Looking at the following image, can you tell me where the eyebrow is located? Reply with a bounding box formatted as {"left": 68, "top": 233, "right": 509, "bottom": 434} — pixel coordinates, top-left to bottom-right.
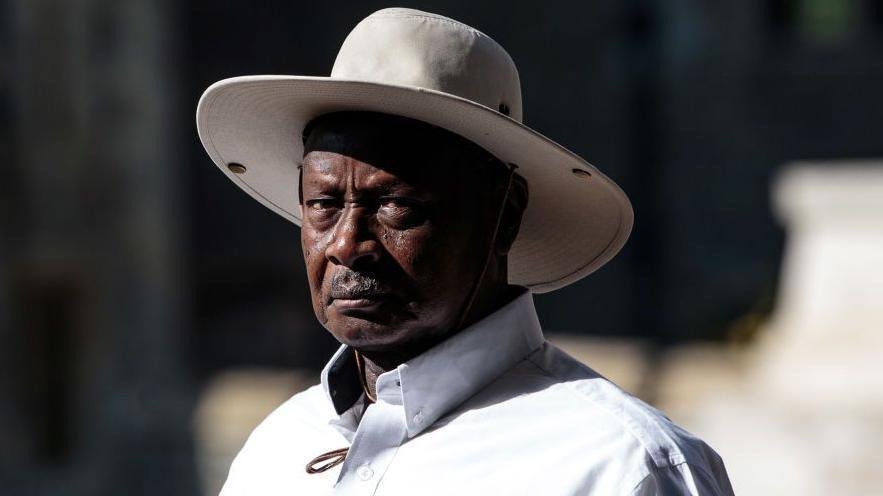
{"left": 301, "top": 171, "right": 429, "bottom": 198}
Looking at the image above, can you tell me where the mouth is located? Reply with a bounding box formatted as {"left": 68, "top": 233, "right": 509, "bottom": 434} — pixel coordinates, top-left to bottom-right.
{"left": 326, "top": 269, "right": 397, "bottom": 315}
{"left": 328, "top": 290, "right": 395, "bottom": 313}
{"left": 331, "top": 295, "right": 386, "bottom": 309}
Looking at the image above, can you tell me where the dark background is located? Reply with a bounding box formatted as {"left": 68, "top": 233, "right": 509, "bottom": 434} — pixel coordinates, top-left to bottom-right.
{"left": 2, "top": 0, "right": 882, "bottom": 494}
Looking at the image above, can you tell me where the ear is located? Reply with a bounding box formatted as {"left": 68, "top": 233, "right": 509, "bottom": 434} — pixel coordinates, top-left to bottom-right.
{"left": 495, "top": 173, "right": 529, "bottom": 256}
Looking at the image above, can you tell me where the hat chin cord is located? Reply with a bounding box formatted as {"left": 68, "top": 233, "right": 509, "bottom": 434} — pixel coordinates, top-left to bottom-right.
{"left": 305, "top": 163, "right": 517, "bottom": 475}
{"left": 454, "top": 162, "right": 518, "bottom": 332}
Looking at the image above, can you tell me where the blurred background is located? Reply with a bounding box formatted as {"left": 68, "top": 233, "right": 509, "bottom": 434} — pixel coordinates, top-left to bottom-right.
{"left": 2, "top": 0, "right": 882, "bottom": 494}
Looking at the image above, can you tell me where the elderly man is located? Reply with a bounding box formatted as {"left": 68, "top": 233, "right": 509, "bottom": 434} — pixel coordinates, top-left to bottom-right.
{"left": 197, "top": 8, "right": 733, "bottom": 496}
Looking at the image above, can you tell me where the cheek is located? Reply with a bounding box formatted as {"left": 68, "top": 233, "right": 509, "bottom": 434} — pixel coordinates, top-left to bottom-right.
{"left": 301, "top": 238, "right": 311, "bottom": 259}
{"left": 301, "top": 229, "right": 329, "bottom": 301}
{"left": 385, "top": 224, "right": 473, "bottom": 290}
{"left": 379, "top": 226, "right": 427, "bottom": 275}
{"left": 387, "top": 228, "right": 423, "bottom": 269}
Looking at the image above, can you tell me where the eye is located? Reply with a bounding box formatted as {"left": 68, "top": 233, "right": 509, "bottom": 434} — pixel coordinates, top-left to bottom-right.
{"left": 305, "top": 198, "right": 340, "bottom": 211}
{"left": 304, "top": 198, "right": 342, "bottom": 228}
{"left": 380, "top": 198, "right": 411, "bottom": 209}
{"left": 378, "top": 197, "right": 428, "bottom": 228}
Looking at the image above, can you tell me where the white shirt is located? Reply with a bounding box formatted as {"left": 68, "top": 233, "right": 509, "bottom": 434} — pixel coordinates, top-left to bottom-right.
{"left": 220, "top": 292, "right": 734, "bottom": 495}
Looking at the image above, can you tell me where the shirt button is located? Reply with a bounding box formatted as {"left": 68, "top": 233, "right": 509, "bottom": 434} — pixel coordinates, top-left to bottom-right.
{"left": 413, "top": 411, "right": 425, "bottom": 425}
{"left": 357, "top": 465, "right": 374, "bottom": 481}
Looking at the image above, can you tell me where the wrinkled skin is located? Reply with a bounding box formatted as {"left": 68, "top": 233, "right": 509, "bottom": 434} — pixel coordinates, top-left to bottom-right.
{"left": 299, "top": 112, "right": 528, "bottom": 383}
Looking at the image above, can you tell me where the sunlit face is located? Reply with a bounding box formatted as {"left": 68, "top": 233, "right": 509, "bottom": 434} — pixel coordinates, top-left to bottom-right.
{"left": 299, "top": 112, "right": 507, "bottom": 354}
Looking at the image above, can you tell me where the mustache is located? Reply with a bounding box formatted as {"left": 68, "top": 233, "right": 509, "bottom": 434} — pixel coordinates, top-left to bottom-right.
{"left": 328, "top": 268, "right": 390, "bottom": 300}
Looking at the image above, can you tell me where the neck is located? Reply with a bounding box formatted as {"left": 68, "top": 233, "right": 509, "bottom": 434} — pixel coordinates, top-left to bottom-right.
{"left": 357, "top": 284, "right": 522, "bottom": 399}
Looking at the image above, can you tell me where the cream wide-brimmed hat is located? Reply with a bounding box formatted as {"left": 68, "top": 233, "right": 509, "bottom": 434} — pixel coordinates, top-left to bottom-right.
{"left": 196, "top": 7, "right": 632, "bottom": 293}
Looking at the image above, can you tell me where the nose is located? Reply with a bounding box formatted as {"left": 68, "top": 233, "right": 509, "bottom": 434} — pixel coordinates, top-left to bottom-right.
{"left": 324, "top": 206, "right": 382, "bottom": 268}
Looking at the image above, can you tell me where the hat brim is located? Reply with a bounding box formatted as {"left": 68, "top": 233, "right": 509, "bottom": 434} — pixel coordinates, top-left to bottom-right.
{"left": 196, "top": 75, "right": 632, "bottom": 293}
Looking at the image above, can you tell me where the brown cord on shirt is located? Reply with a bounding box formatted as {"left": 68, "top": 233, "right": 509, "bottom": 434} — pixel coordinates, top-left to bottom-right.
{"left": 305, "top": 447, "right": 349, "bottom": 474}
{"left": 305, "top": 350, "right": 374, "bottom": 473}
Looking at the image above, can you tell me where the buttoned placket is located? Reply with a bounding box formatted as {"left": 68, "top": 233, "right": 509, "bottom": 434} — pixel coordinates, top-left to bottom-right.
{"left": 319, "top": 291, "right": 543, "bottom": 493}
{"left": 334, "top": 371, "right": 407, "bottom": 494}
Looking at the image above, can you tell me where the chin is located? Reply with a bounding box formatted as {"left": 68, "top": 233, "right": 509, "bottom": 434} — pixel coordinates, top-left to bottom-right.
{"left": 324, "top": 314, "right": 409, "bottom": 350}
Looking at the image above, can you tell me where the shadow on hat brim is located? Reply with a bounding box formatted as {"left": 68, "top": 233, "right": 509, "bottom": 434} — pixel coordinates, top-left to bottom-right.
{"left": 196, "top": 75, "right": 633, "bottom": 293}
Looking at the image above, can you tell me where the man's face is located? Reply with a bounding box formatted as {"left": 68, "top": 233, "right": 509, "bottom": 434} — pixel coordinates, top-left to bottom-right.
{"left": 300, "top": 113, "right": 504, "bottom": 354}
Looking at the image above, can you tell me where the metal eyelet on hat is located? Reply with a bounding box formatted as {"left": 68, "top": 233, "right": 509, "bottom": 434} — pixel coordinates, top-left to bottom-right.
{"left": 572, "top": 168, "right": 591, "bottom": 179}
{"left": 227, "top": 163, "right": 247, "bottom": 174}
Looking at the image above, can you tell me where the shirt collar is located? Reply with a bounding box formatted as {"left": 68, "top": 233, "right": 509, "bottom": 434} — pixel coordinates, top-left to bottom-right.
{"left": 320, "top": 290, "right": 544, "bottom": 438}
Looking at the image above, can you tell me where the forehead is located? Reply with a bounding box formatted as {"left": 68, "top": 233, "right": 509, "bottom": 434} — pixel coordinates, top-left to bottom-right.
{"left": 301, "top": 149, "right": 452, "bottom": 197}
{"left": 302, "top": 150, "right": 425, "bottom": 192}
{"left": 302, "top": 112, "right": 489, "bottom": 190}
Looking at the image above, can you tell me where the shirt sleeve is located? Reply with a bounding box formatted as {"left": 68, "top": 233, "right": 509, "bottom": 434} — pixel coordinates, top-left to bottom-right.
{"left": 630, "top": 462, "right": 735, "bottom": 496}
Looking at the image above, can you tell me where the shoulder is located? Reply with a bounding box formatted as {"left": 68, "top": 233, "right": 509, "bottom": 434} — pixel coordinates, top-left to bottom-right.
{"left": 486, "top": 342, "right": 734, "bottom": 494}
{"left": 246, "top": 383, "right": 333, "bottom": 441}
{"left": 221, "top": 384, "right": 339, "bottom": 495}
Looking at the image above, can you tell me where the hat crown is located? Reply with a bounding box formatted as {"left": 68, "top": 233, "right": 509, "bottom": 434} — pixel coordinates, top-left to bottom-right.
{"left": 331, "top": 8, "right": 523, "bottom": 122}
